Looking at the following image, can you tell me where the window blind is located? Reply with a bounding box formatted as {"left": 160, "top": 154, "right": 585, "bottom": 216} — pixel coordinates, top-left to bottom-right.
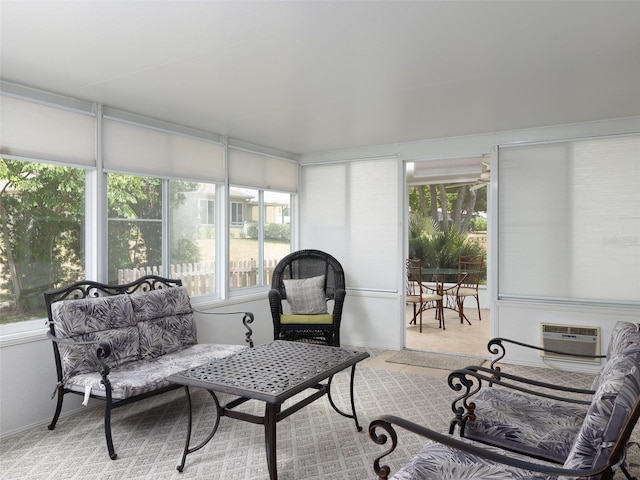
{"left": 300, "top": 157, "right": 399, "bottom": 292}
{"left": 228, "top": 147, "right": 298, "bottom": 193}
{"left": 0, "top": 95, "right": 95, "bottom": 165}
{"left": 102, "top": 118, "right": 225, "bottom": 181}
{"left": 498, "top": 134, "right": 640, "bottom": 305}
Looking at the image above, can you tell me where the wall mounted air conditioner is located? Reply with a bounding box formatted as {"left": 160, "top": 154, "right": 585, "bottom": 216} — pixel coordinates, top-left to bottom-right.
{"left": 540, "top": 324, "right": 601, "bottom": 363}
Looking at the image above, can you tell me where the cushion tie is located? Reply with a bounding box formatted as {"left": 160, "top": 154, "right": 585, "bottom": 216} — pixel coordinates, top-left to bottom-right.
{"left": 50, "top": 381, "right": 63, "bottom": 400}
{"left": 82, "top": 385, "right": 92, "bottom": 406}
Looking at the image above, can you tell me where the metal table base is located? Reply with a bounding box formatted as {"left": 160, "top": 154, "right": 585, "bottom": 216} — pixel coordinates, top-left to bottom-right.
{"left": 169, "top": 341, "right": 369, "bottom": 479}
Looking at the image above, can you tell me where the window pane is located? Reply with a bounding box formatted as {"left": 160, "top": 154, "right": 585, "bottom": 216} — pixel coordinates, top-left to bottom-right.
{"left": 0, "top": 159, "right": 85, "bottom": 323}
{"left": 107, "top": 174, "right": 162, "bottom": 284}
{"left": 264, "top": 191, "right": 291, "bottom": 284}
{"left": 229, "top": 188, "right": 292, "bottom": 289}
{"left": 230, "top": 201, "right": 244, "bottom": 226}
{"left": 170, "top": 181, "right": 217, "bottom": 297}
{"left": 229, "top": 187, "right": 258, "bottom": 288}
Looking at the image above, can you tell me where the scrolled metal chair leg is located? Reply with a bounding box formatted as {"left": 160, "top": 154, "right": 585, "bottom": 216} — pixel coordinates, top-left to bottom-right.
{"left": 369, "top": 419, "right": 398, "bottom": 480}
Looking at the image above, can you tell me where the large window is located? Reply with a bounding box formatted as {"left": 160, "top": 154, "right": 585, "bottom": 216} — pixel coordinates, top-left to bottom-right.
{"left": 498, "top": 134, "right": 640, "bottom": 305}
{"left": 0, "top": 159, "right": 86, "bottom": 323}
{"left": 108, "top": 173, "right": 218, "bottom": 297}
{"left": 229, "top": 188, "right": 291, "bottom": 289}
{"left": 0, "top": 90, "right": 298, "bottom": 326}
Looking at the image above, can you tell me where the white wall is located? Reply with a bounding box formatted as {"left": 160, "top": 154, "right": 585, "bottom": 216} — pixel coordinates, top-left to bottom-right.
{"left": 340, "top": 291, "right": 403, "bottom": 350}
{"left": 493, "top": 301, "right": 640, "bottom": 373}
{"left": 0, "top": 332, "right": 86, "bottom": 437}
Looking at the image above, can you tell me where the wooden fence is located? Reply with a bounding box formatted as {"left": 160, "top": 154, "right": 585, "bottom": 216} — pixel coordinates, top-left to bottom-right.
{"left": 117, "top": 259, "right": 280, "bottom": 295}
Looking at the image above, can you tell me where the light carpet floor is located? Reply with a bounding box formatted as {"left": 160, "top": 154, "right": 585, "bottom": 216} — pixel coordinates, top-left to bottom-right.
{"left": 1, "top": 350, "right": 638, "bottom": 480}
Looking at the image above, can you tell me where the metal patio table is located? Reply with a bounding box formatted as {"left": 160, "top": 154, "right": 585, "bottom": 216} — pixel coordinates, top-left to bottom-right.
{"left": 421, "top": 267, "right": 474, "bottom": 324}
{"left": 168, "top": 340, "right": 370, "bottom": 479}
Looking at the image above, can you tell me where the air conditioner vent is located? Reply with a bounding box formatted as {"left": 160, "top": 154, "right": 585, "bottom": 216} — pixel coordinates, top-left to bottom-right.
{"left": 540, "top": 323, "right": 601, "bottom": 363}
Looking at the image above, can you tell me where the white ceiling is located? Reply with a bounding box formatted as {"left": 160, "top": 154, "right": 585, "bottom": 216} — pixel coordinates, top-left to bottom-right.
{"left": 1, "top": 1, "right": 639, "bottom": 155}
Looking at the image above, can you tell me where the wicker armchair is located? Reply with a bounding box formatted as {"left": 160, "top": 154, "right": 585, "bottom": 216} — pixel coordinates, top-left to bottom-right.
{"left": 268, "top": 249, "right": 346, "bottom": 347}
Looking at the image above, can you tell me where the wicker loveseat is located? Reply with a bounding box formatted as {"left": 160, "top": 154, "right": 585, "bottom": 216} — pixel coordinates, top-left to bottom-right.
{"left": 45, "top": 275, "right": 254, "bottom": 460}
{"left": 369, "top": 322, "right": 640, "bottom": 479}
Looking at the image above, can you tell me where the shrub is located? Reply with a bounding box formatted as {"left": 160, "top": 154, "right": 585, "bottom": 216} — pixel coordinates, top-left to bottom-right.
{"left": 408, "top": 222, "right": 486, "bottom": 281}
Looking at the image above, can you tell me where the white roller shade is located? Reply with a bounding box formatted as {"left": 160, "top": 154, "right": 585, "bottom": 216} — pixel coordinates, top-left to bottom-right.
{"left": 228, "top": 147, "right": 298, "bottom": 192}
{"left": 498, "top": 135, "right": 640, "bottom": 305}
{"left": 301, "top": 157, "right": 399, "bottom": 292}
{"left": 102, "top": 118, "right": 224, "bottom": 181}
{"left": 0, "top": 95, "right": 95, "bottom": 165}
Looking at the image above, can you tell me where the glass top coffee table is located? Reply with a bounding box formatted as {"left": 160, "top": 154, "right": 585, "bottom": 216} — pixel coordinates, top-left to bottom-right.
{"left": 168, "top": 340, "right": 370, "bottom": 479}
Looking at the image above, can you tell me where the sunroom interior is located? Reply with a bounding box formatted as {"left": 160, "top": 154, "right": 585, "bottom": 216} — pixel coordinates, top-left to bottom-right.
{"left": 1, "top": 0, "right": 639, "bottom": 450}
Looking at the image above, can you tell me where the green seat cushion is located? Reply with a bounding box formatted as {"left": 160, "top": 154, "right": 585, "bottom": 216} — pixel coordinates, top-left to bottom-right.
{"left": 280, "top": 314, "right": 334, "bottom": 325}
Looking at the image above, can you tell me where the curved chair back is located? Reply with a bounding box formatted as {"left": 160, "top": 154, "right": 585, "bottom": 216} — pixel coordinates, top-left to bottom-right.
{"left": 455, "top": 254, "right": 484, "bottom": 323}
{"left": 458, "top": 254, "right": 484, "bottom": 290}
{"left": 271, "top": 249, "right": 345, "bottom": 300}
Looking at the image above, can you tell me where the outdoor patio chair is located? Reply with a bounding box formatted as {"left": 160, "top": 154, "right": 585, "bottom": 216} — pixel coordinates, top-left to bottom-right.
{"left": 453, "top": 254, "right": 484, "bottom": 323}
{"left": 268, "top": 249, "right": 345, "bottom": 347}
{"left": 406, "top": 258, "right": 444, "bottom": 332}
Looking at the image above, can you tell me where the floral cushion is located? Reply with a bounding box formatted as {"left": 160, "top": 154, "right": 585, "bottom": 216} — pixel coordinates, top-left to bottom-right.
{"left": 563, "top": 353, "right": 640, "bottom": 473}
{"left": 591, "top": 321, "right": 640, "bottom": 390}
{"left": 51, "top": 294, "right": 136, "bottom": 338}
{"left": 463, "top": 388, "right": 587, "bottom": 462}
{"left": 129, "top": 286, "right": 193, "bottom": 321}
{"left": 50, "top": 295, "right": 138, "bottom": 378}
{"left": 57, "top": 327, "right": 141, "bottom": 380}
{"left": 63, "top": 343, "right": 246, "bottom": 400}
{"left": 391, "top": 436, "right": 558, "bottom": 480}
{"left": 130, "top": 287, "right": 197, "bottom": 359}
{"left": 605, "top": 321, "right": 640, "bottom": 360}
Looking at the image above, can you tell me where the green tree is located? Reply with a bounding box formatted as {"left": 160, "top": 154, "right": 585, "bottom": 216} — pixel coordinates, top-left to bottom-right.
{"left": 408, "top": 220, "right": 486, "bottom": 281}
{"left": 107, "top": 174, "right": 163, "bottom": 281}
{"left": 107, "top": 174, "right": 201, "bottom": 282}
{"left": 0, "top": 162, "right": 202, "bottom": 320}
{"left": 408, "top": 182, "right": 487, "bottom": 282}
{"left": 409, "top": 183, "right": 487, "bottom": 233}
{"left": 0, "top": 159, "right": 84, "bottom": 316}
